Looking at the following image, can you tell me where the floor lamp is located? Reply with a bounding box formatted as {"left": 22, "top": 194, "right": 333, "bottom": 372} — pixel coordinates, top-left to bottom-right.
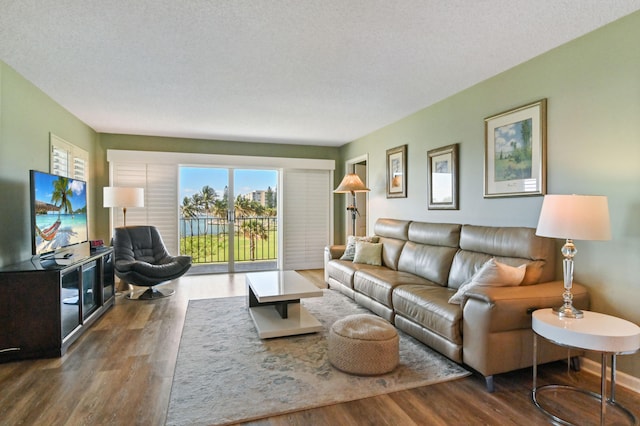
{"left": 103, "top": 187, "right": 145, "bottom": 227}
{"left": 535, "top": 194, "right": 611, "bottom": 319}
{"left": 103, "top": 186, "right": 144, "bottom": 295}
{"left": 334, "top": 173, "right": 370, "bottom": 236}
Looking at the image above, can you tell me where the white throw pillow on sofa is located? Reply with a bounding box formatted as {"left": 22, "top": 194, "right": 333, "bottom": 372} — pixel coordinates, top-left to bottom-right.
{"left": 340, "top": 235, "right": 380, "bottom": 260}
{"left": 448, "top": 258, "right": 526, "bottom": 304}
{"left": 352, "top": 241, "right": 383, "bottom": 266}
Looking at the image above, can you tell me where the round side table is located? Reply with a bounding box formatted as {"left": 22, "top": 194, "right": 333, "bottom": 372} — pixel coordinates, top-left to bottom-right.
{"left": 532, "top": 308, "right": 640, "bottom": 426}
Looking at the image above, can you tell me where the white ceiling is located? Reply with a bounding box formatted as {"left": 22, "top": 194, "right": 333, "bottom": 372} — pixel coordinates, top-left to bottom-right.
{"left": 1, "top": 1, "right": 639, "bottom": 147}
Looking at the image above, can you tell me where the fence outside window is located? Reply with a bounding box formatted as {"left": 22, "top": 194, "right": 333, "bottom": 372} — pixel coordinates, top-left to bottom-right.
{"left": 180, "top": 215, "right": 277, "bottom": 264}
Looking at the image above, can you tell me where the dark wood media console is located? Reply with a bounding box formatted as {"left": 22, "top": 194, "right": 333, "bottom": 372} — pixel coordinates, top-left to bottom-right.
{"left": 0, "top": 247, "right": 115, "bottom": 362}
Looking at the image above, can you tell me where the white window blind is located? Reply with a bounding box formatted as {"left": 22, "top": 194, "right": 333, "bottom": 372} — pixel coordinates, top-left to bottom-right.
{"left": 146, "top": 164, "right": 179, "bottom": 254}
{"left": 110, "top": 162, "right": 179, "bottom": 255}
{"left": 282, "top": 169, "right": 331, "bottom": 270}
{"left": 50, "top": 133, "right": 88, "bottom": 181}
{"left": 51, "top": 144, "right": 69, "bottom": 177}
{"left": 108, "top": 149, "right": 334, "bottom": 270}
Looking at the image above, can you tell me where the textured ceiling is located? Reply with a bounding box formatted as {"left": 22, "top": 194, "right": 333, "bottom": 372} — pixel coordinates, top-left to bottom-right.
{"left": 1, "top": 1, "right": 639, "bottom": 146}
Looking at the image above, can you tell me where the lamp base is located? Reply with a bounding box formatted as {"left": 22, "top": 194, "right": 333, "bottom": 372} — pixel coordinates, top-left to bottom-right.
{"left": 553, "top": 304, "right": 584, "bottom": 319}
{"left": 553, "top": 240, "right": 583, "bottom": 319}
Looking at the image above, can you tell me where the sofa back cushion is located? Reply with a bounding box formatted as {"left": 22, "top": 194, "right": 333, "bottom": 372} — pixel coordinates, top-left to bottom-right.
{"left": 397, "top": 222, "right": 461, "bottom": 286}
{"left": 374, "top": 218, "right": 410, "bottom": 270}
{"left": 448, "top": 225, "right": 555, "bottom": 288}
{"left": 408, "top": 222, "right": 461, "bottom": 247}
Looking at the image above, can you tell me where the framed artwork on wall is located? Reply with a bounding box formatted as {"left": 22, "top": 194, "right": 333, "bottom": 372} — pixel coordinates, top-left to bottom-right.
{"left": 386, "top": 144, "right": 407, "bottom": 198}
{"left": 484, "top": 99, "right": 547, "bottom": 198}
{"left": 427, "top": 143, "right": 458, "bottom": 210}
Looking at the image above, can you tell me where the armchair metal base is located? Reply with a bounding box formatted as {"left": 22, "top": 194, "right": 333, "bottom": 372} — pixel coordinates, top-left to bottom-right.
{"left": 126, "top": 284, "right": 176, "bottom": 300}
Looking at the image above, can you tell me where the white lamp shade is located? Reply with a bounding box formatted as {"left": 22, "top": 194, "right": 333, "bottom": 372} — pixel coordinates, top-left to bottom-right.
{"left": 536, "top": 194, "right": 611, "bottom": 241}
{"left": 334, "top": 173, "right": 370, "bottom": 193}
{"left": 103, "top": 187, "right": 145, "bottom": 208}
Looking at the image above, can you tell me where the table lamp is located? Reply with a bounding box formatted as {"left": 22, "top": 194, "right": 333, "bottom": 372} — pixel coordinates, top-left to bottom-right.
{"left": 333, "top": 173, "right": 370, "bottom": 236}
{"left": 535, "top": 194, "right": 611, "bottom": 319}
{"left": 103, "top": 187, "right": 144, "bottom": 226}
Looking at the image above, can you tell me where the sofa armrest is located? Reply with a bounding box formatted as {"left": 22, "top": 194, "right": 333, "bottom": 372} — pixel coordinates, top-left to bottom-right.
{"left": 466, "top": 281, "right": 589, "bottom": 314}
{"left": 326, "top": 245, "right": 346, "bottom": 260}
{"left": 324, "top": 245, "right": 346, "bottom": 283}
{"left": 463, "top": 280, "right": 590, "bottom": 331}
{"left": 462, "top": 280, "right": 590, "bottom": 380}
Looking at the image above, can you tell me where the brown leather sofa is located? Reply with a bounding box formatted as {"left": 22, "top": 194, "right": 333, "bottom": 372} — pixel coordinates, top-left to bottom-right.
{"left": 324, "top": 218, "right": 590, "bottom": 391}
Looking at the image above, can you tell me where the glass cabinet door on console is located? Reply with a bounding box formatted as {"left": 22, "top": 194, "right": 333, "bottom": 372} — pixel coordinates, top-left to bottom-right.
{"left": 61, "top": 267, "right": 81, "bottom": 339}
{"left": 82, "top": 260, "right": 100, "bottom": 320}
{"left": 102, "top": 251, "right": 114, "bottom": 302}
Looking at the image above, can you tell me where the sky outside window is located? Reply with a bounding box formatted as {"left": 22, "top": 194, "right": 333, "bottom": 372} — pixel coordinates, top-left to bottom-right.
{"left": 179, "top": 167, "right": 277, "bottom": 201}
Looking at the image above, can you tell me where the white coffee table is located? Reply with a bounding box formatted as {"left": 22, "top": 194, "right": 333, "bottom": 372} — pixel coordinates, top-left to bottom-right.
{"left": 246, "top": 270, "right": 323, "bottom": 339}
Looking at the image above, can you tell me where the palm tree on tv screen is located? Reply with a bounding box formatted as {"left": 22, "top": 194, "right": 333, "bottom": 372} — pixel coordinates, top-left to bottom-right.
{"left": 51, "top": 177, "right": 73, "bottom": 218}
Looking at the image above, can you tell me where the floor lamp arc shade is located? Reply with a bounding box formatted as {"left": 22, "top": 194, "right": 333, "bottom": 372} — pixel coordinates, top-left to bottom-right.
{"left": 334, "top": 173, "right": 370, "bottom": 236}
{"left": 103, "top": 187, "right": 144, "bottom": 227}
{"left": 535, "top": 194, "right": 611, "bottom": 319}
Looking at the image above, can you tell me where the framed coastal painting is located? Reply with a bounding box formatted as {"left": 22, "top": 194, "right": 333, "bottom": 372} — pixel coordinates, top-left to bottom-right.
{"left": 484, "top": 99, "right": 547, "bottom": 198}
{"left": 386, "top": 144, "right": 407, "bottom": 198}
{"left": 427, "top": 143, "right": 458, "bottom": 210}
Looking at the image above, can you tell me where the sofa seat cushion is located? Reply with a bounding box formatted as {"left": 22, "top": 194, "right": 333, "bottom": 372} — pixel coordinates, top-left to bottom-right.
{"left": 353, "top": 268, "right": 435, "bottom": 308}
{"left": 354, "top": 269, "right": 435, "bottom": 308}
{"left": 392, "top": 284, "right": 462, "bottom": 344}
{"left": 327, "top": 260, "right": 385, "bottom": 290}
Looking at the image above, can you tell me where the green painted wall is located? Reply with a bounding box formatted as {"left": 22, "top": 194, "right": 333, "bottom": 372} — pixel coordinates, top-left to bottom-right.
{"left": 95, "top": 134, "right": 340, "bottom": 243}
{"left": 340, "top": 11, "right": 640, "bottom": 378}
{"left": 0, "top": 61, "right": 97, "bottom": 266}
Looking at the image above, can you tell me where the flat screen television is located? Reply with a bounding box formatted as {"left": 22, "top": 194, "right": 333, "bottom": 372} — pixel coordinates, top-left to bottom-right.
{"left": 30, "top": 170, "right": 89, "bottom": 257}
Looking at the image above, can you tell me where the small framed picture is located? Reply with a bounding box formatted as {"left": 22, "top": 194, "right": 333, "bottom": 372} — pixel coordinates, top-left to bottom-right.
{"left": 427, "top": 144, "right": 459, "bottom": 210}
{"left": 484, "top": 99, "right": 547, "bottom": 197}
{"left": 386, "top": 144, "right": 407, "bottom": 198}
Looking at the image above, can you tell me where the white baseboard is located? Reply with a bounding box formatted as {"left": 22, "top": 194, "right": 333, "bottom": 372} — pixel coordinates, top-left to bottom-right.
{"left": 581, "top": 357, "right": 640, "bottom": 394}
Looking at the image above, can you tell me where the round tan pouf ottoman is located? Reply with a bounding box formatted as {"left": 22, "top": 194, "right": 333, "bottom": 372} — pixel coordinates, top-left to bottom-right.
{"left": 328, "top": 314, "right": 399, "bottom": 375}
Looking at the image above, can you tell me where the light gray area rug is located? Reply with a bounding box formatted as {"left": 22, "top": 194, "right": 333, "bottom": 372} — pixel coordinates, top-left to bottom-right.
{"left": 166, "top": 289, "right": 470, "bottom": 426}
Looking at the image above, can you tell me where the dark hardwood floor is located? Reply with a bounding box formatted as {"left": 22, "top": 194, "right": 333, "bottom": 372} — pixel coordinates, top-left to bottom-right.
{"left": 0, "top": 270, "right": 638, "bottom": 425}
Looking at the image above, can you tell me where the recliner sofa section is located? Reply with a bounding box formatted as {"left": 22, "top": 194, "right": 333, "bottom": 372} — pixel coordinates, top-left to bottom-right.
{"left": 324, "top": 218, "right": 590, "bottom": 391}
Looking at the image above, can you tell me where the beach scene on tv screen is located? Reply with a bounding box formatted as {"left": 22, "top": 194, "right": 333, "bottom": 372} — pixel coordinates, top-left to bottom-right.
{"left": 33, "top": 173, "right": 88, "bottom": 255}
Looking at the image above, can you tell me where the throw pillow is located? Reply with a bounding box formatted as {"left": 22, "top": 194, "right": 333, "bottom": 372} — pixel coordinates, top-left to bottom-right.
{"left": 352, "top": 241, "right": 383, "bottom": 266}
{"left": 340, "top": 235, "right": 380, "bottom": 261}
{"left": 448, "top": 258, "right": 526, "bottom": 304}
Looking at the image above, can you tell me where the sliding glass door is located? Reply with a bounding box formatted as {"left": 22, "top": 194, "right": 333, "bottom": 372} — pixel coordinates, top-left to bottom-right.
{"left": 231, "top": 169, "right": 278, "bottom": 272}
{"left": 179, "top": 166, "right": 278, "bottom": 273}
